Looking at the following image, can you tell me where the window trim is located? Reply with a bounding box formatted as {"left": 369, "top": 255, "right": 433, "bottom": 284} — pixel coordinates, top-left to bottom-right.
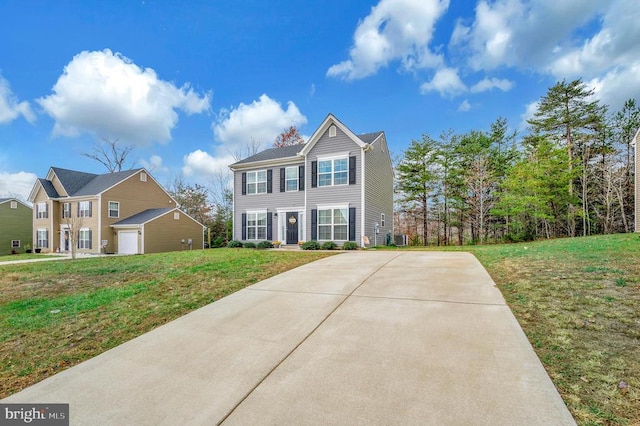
{"left": 108, "top": 201, "right": 120, "bottom": 218}
{"left": 316, "top": 205, "right": 349, "bottom": 241}
{"left": 381, "top": 213, "right": 385, "bottom": 227}
{"left": 36, "top": 202, "right": 48, "bottom": 219}
{"left": 246, "top": 170, "right": 268, "bottom": 195}
{"left": 78, "top": 201, "right": 92, "bottom": 218}
{"left": 285, "top": 166, "right": 298, "bottom": 192}
{"left": 317, "top": 157, "right": 348, "bottom": 187}
{"left": 11, "top": 240, "right": 20, "bottom": 248}
{"left": 62, "top": 202, "right": 71, "bottom": 219}
{"left": 78, "top": 228, "right": 91, "bottom": 249}
{"left": 37, "top": 228, "right": 48, "bottom": 249}
{"left": 246, "top": 210, "right": 267, "bottom": 240}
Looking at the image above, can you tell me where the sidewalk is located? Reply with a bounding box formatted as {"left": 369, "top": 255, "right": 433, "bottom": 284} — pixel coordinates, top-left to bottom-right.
{"left": 2, "top": 251, "right": 576, "bottom": 425}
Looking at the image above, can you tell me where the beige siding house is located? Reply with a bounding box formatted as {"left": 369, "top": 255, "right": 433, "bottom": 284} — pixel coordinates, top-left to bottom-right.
{"left": 229, "top": 114, "right": 394, "bottom": 247}
{"left": 28, "top": 167, "right": 204, "bottom": 254}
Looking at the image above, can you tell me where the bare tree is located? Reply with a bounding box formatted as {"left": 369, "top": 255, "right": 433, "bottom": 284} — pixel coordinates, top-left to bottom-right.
{"left": 230, "top": 138, "right": 262, "bottom": 162}
{"left": 82, "top": 138, "right": 135, "bottom": 172}
{"left": 63, "top": 214, "right": 84, "bottom": 260}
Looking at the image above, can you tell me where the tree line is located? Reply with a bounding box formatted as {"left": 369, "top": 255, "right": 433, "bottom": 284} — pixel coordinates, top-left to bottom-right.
{"left": 396, "top": 79, "right": 639, "bottom": 245}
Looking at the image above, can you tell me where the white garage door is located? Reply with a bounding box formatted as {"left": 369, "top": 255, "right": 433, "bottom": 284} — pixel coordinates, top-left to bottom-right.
{"left": 118, "top": 231, "right": 138, "bottom": 254}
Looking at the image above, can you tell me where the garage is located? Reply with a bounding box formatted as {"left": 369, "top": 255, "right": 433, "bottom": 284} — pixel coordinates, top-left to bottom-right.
{"left": 118, "top": 231, "right": 138, "bottom": 254}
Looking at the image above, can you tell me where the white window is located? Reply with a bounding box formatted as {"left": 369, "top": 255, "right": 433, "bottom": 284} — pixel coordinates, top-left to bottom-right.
{"left": 285, "top": 166, "right": 298, "bottom": 192}
{"left": 10, "top": 201, "right": 17, "bottom": 209}
{"left": 318, "top": 158, "right": 348, "bottom": 187}
{"left": 36, "top": 202, "right": 48, "bottom": 219}
{"left": 318, "top": 208, "right": 348, "bottom": 241}
{"left": 78, "top": 201, "right": 92, "bottom": 218}
{"left": 108, "top": 201, "right": 119, "bottom": 218}
{"left": 140, "top": 172, "right": 147, "bottom": 182}
{"left": 174, "top": 212, "right": 180, "bottom": 220}
{"left": 329, "top": 125, "right": 336, "bottom": 137}
{"left": 62, "top": 203, "right": 71, "bottom": 219}
{"left": 381, "top": 213, "right": 385, "bottom": 227}
{"left": 79, "top": 228, "right": 91, "bottom": 249}
{"left": 247, "top": 212, "right": 267, "bottom": 240}
{"left": 37, "top": 229, "right": 48, "bottom": 249}
{"left": 247, "top": 170, "right": 267, "bottom": 195}
{"left": 11, "top": 240, "right": 20, "bottom": 248}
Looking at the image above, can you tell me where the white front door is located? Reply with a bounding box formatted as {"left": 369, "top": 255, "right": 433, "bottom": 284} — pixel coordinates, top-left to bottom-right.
{"left": 118, "top": 231, "right": 138, "bottom": 254}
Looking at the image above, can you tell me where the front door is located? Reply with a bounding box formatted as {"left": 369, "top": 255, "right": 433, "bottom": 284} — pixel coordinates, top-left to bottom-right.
{"left": 286, "top": 212, "right": 298, "bottom": 244}
{"left": 63, "top": 230, "right": 70, "bottom": 251}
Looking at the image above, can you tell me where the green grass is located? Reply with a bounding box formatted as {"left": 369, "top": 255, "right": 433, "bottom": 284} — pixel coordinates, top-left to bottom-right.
{"left": 400, "top": 234, "right": 639, "bottom": 425}
{"left": 0, "top": 253, "right": 62, "bottom": 262}
{"left": 0, "top": 249, "right": 333, "bottom": 397}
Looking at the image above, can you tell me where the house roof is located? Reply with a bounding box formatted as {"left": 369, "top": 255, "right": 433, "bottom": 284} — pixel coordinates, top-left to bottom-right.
{"left": 38, "top": 178, "right": 60, "bottom": 198}
{"left": 0, "top": 197, "right": 32, "bottom": 209}
{"left": 111, "top": 207, "right": 175, "bottom": 226}
{"left": 49, "top": 167, "right": 142, "bottom": 197}
{"left": 229, "top": 115, "right": 385, "bottom": 168}
{"left": 230, "top": 144, "right": 305, "bottom": 166}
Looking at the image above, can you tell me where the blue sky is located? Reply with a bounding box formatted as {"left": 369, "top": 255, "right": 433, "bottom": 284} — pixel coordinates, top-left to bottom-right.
{"left": 1, "top": 0, "right": 638, "bottom": 200}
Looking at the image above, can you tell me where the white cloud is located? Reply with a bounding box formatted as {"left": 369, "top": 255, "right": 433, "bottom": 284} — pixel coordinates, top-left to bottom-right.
{"left": 140, "top": 155, "right": 169, "bottom": 173}
{"left": 450, "top": 0, "right": 605, "bottom": 72}
{"left": 519, "top": 100, "right": 539, "bottom": 131}
{"left": 327, "top": 0, "right": 449, "bottom": 80}
{"left": 420, "top": 67, "right": 467, "bottom": 97}
{"left": 0, "top": 76, "right": 35, "bottom": 124}
{"left": 212, "top": 94, "right": 307, "bottom": 153}
{"left": 38, "top": 49, "right": 210, "bottom": 145}
{"left": 585, "top": 61, "right": 640, "bottom": 109}
{"left": 0, "top": 171, "right": 38, "bottom": 200}
{"left": 470, "top": 77, "right": 514, "bottom": 93}
{"left": 182, "top": 150, "right": 235, "bottom": 178}
{"left": 458, "top": 99, "right": 471, "bottom": 112}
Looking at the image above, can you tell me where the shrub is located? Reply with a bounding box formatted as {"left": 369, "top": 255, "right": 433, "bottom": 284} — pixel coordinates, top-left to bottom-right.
{"left": 227, "top": 240, "right": 243, "bottom": 248}
{"left": 342, "top": 241, "right": 359, "bottom": 250}
{"left": 321, "top": 241, "right": 337, "bottom": 250}
{"left": 210, "top": 236, "right": 225, "bottom": 248}
{"left": 243, "top": 242, "right": 256, "bottom": 249}
{"left": 256, "top": 241, "right": 274, "bottom": 249}
{"left": 300, "top": 240, "right": 321, "bottom": 250}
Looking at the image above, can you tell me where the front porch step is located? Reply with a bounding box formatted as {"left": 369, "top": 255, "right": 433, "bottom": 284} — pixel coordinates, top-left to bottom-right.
{"left": 278, "top": 244, "right": 301, "bottom": 250}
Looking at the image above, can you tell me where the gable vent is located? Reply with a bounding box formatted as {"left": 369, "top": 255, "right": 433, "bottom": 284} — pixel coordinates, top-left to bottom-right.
{"left": 329, "top": 125, "right": 336, "bottom": 137}
{"left": 140, "top": 172, "right": 147, "bottom": 182}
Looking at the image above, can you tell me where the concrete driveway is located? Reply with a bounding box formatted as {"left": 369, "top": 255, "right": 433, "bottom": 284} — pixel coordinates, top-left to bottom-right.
{"left": 2, "top": 251, "right": 576, "bottom": 425}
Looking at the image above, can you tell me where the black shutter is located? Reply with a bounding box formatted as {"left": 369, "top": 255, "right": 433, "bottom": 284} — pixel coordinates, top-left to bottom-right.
{"left": 267, "top": 212, "right": 273, "bottom": 240}
{"left": 349, "top": 156, "right": 356, "bottom": 185}
{"left": 280, "top": 168, "right": 285, "bottom": 192}
{"left": 45, "top": 203, "right": 48, "bottom": 218}
{"left": 298, "top": 166, "right": 305, "bottom": 191}
{"left": 349, "top": 207, "right": 356, "bottom": 241}
{"left": 311, "top": 209, "right": 317, "bottom": 240}
{"left": 241, "top": 213, "right": 247, "bottom": 240}
{"left": 267, "top": 169, "right": 272, "bottom": 193}
{"left": 77, "top": 231, "right": 80, "bottom": 249}
{"left": 88, "top": 229, "right": 92, "bottom": 249}
{"left": 88, "top": 201, "right": 93, "bottom": 218}
{"left": 311, "top": 161, "right": 317, "bottom": 188}
{"left": 77, "top": 202, "right": 80, "bottom": 217}
{"left": 241, "top": 173, "right": 247, "bottom": 195}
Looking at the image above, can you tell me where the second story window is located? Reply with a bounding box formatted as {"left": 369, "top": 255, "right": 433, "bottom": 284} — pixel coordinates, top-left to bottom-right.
{"left": 108, "top": 201, "right": 119, "bottom": 218}
{"left": 318, "top": 158, "right": 348, "bottom": 187}
{"left": 62, "top": 203, "right": 71, "bottom": 219}
{"left": 285, "top": 167, "right": 298, "bottom": 192}
{"left": 78, "top": 201, "right": 92, "bottom": 218}
{"left": 247, "top": 170, "right": 267, "bottom": 194}
{"left": 36, "top": 202, "right": 48, "bottom": 219}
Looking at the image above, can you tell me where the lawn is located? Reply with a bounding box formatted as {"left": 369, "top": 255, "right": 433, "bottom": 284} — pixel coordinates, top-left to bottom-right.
{"left": 0, "top": 253, "right": 62, "bottom": 262}
{"left": 0, "top": 249, "right": 333, "bottom": 398}
{"left": 449, "top": 234, "right": 640, "bottom": 425}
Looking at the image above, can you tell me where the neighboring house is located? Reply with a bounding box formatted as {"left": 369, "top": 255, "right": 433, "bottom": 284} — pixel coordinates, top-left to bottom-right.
{"left": 229, "top": 113, "right": 394, "bottom": 247}
{"left": 28, "top": 167, "right": 204, "bottom": 255}
{"left": 0, "top": 198, "right": 32, "bottom": 254}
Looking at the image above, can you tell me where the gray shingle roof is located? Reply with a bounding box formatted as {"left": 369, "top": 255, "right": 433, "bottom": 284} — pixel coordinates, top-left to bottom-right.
{"left": 358, "top": 131, "right": 384, "bottom": 144}
{"left": 112, "top": 208, "right": 174, "bottom": 225}
{"left": 231, "top": 144, "right": 305, "bottom": 166}
{"left": 0, "top": 198, "right": 9, "bottom": 203}
{"left": 38, "top": 178, "right": 60, "bottom": 198}
{"left": 45, "top": 167, "right": 143, "bottom": 197}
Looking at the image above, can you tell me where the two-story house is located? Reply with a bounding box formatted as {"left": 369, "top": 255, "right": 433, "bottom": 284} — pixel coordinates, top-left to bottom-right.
{"left": 0, "top": 197, "right": 32, "bottom": 254}
{"left": 28, "top": 167, "right": 204, "bottom": 255}
{"left": 229, "top": 114, "right": 394, "bottom": 247}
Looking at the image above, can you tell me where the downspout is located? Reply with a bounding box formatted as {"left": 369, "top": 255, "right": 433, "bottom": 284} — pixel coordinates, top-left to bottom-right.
{"left": 361, "top": 147, "right": 366, "bottom": 247}
{"left": 97, "top": 195, "right": 101, "bottom": 254}
{"left": 304, "top": 154, "right": 308, "bottom": 242}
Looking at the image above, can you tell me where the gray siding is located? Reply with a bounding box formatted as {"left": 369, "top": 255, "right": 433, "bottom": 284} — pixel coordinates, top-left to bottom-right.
{"left": 364, "top": 135, "right": 394, "bottom": 246}
{"left": 306, "top": 126, "right": 363, "bottom": 243}
{"left": 233, "top": 162, "right": 305, "bottom": 240}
